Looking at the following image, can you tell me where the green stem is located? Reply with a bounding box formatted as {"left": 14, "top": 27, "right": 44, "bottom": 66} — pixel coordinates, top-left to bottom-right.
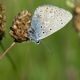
{"left": 0, "top": 42, "right": 16, "bottom": 60}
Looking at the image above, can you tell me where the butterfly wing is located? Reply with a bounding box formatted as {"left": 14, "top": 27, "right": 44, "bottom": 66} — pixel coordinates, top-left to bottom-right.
{"left": 28, "top": 5, "right": 72, "bottom": 43}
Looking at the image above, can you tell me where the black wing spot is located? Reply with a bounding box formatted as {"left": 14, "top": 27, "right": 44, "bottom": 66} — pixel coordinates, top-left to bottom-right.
{"left": 50, "top": 28, "right": 52, "bottom": 30}
{"left": 41, "top": 26, "right": 42, "bottom": 28}
{"left": 61, "top": 22, "right": 63, "bottom": 24}
{"left": 43, "top": 32, "right": 45, "bottom": 34}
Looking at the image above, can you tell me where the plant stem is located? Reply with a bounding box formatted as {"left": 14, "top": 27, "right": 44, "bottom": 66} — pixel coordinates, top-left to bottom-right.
{"left": 0, "top": 42, "right": 16, "bottom": 60}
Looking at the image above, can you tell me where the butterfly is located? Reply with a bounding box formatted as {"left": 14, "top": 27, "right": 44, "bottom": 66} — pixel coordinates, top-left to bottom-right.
{"left": 28, "top": 5, "right": 72, "bottom": 43}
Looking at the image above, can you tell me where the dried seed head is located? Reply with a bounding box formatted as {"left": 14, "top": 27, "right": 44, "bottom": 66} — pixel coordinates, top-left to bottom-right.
{"left": 74, "top": 5, "right": 80, "bottom": 14}
{"left": 10, "top": 10, "right": 32, "bottom": 42}
{"left": 73, "top": 4, "right": 80, "bottom": 33}
{"left": 74, "top": 14, "right": 80, "bottom": 32}
{"left": 0, "top": 3, "right": 6, "bottom": 40}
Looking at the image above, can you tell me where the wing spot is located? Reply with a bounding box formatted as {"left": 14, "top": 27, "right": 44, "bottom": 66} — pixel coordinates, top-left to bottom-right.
{"left": 60, "top": 19, "right": 62, "bottom": 21}
{"left": 43, "top": 32, "right": 44, "bottom": 33}
{"left": 46, "top": 7, "right": 48, "bottom": 9}
{"left": 41, "top": 26, "right": 42, "bottom": 28}
{"left": 50, "top": 10, "right": 52, "bottom": 13}
{"left": 55, "top": 10, "right": 58, "bottom": 12}
{"left": 50, "top": 28, "right": 52, "bottom": 30}
{"left": 61, "top": 23, "right": 63, "bottom": 24}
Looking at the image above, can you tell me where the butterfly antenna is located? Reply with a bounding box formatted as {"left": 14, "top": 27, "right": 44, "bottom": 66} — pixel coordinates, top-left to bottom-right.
{"left": 0, "top": 42, "right": 16, "bottom": 60}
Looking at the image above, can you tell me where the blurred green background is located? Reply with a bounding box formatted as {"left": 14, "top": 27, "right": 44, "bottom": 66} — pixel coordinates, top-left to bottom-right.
{"left": 0, "top": 0, "right": 80, "bottom": 80}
